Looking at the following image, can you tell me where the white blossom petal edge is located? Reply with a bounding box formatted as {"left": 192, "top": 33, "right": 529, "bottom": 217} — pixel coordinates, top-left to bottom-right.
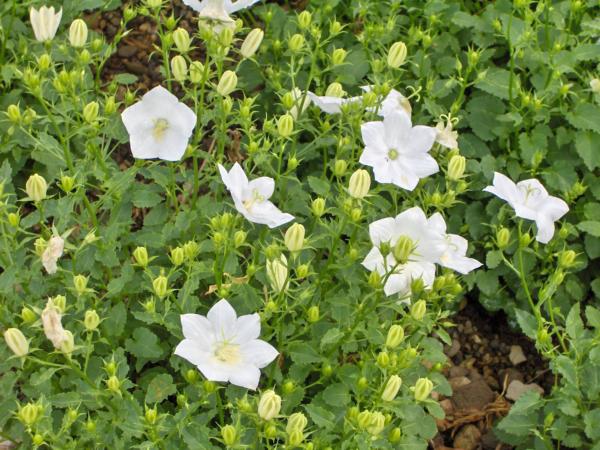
{"left": 174, "top": 299, "right": 278, "bottom": 390}
{"left": 182, "top": 0, "right": 261, "bottom": 14}
{"left": 121, "top": 86, "right": 197, "bottom": 161}
{"left": 42, "top": 236, "right": 64, "bottom": 274}
{"left": 306, "top": 92, "right": 363, "bottom": 114}
{"left": 218, "top": 162, "right": 294, "bottom": 228}
{"left": 30, "top": 6, "right": 62, "bottom": 42}
{"left": 362, "top": 86, "right": 412, "bottom": 117}
{"left": 359, "top": 111, "right": 438, "bottom": 190}
{"left": 484, "top": 172, "right": 569, "bottom": 244}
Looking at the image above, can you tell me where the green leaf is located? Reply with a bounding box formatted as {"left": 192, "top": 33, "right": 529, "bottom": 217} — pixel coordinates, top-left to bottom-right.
{"left": 578, "top": 220, "right": 600, "bottom": 237}
{"left": 574, "top": 131, "right": 600, "bottom": 170}
{"left": 322, "top": 383, "right": 350, "bottom": 407}
{"left": 585, "top": 410, "right": 600, "bottom": 440}
{"left": 515, "top": 309, "right": 537, "bottom": 339}
{"left": 565, "top": 304, "right": 584, "bottom": 341}
{"left": 114, "top": 73, "right": 139, "bottom": 85}
{"left": 552, "top": 355, "right": 577, "bottom": 385}
{"left": 586, "top": 306, "right": 600, "bottom": 329}
{"left": 304, "top": 403, "right": 336, "bottom": 429}
{"left": 101, "top": 302, "right": 127, "bottom": 337}
{"left": 145, "top": 373, "right": 176, "bottom": 404}
{"left": 307, "top": 176, "right": 330, "bottom": 196}
{"left": 125, "top": 328, "right": 164, "bottom": 360}
{"left": 475, "top": 68, "right": 518, "bottom": 100}
{"left": 320, "top": 328, "right": 344, "bottom": 350}
{"left": 287, "top": 342, "right": 321, "bottom": 365}
{"left": 566, "top": 103, "right": 600, "bottom": 134}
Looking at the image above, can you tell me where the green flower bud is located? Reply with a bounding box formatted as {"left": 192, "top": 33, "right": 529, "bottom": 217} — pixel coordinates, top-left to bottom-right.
{"left": 333, "top": 159, "right": 347, "bottom": 177}
{"left": 325, "top": 82, "right": 344, "bottom": 98}
{"left": 286, "top": 412, "right": 308, "bottom": 434}
{"left": 385, "top": 324, "right": 405, "bottom": 348}
{"left": 277, "top": 113, "right": 294, "bottom": 138}
{"left": 331, "top": 48, "right": 347, "bottom": 65}
{"left": 447, "top": 155, "right": 466, "bottom": 181}
{"left": 329, "top": 20, "right": 342, "bottom": 35}
{"left": 85, "top": 418, "right": 96, "bottom": 433}
{"left": 106, "top": 375, "right": 121, "bottom": 393}
{"left": 519, "top": 232, "right": 532, "bottom": 247}
{"left": 311, "top": 197, "right": 325, "bottom": 217}
{"left": 73, "top": 274, "right": 89, "bottom": 295}
{"left": 221, "top": 424, "right": 237, "bottom": 446}
{"left": 350, "top": 207, "right": 362, "bottom": 222}
{"left": 347, "top": 406, "right": 359, "bottom": 421}
{"left": 8, "top": 212, "right": 20, "bottom": 227}
{"left": 411, "top": 299, "right": 427, "bottom": 321}
{"left": 183, "top": 241, "right": 200, "bottom": 261}
{"left": 83, "top": 101, "right": 99, "bottom": 124}
{"left": 348, "top": 169, "right": 371, "bottom": 199}
{"left": 285, "top": 223, "right": 305, "bottom": 252}
{"left": 145, "top": 406, "right": 158, "bottom": 425}
{"left": 133, "top": 246, "right": 149, "bottom": 267}
{"left": 217, "top": 70, "right": 237, "bottom": 96}
{"left": 234, "top": 230, "right": 247, "bottom": 248}
{"left": 21, "top": 307, "right": 36, "bottom": 324}
{"left": 288, "top": 430, "right": 304, "bottom": 446}
{"left": 288, "top": 33, "right": 305, "bottom": 52}
{"left": 153, "top": 273, "right": 168, "bottom": 298}
{"left": 185, "top": 368, "right": 198, "bottom": 383}
{"left": 389, "top": 427, "right": 402, "bottom": 443}
{"left": 173, "top": 28, "right": 191, "bottom": 53}
{"left": 413, "top": 377, "right": 433, "bottom": 401}
{"left": 297, "top": 11, "right": 312, "bottom": 29}
{"left": 104, "top": 95, "right": 117, "bottom": 115}
{"left": 105, "top": 360, "right": 117, "bottom": 376}
{"left": 170, "top": 246, "right": 185, "bottom": 266}
{"left": 296, "top": 263, "right": 309, "bottom": 279}
{"left": 377, "top": 351, "right": 390, "bottom": 368}
{"left": 69, "top": 19, "right": 88, "bottom": 48}
{"left": 381, "top": 375, "right": 402, "bottom": 401}
{"left": 264, "top": 423, "right": 278, "bottom": 439}
{"left": 367, "top": 411, "right": 385, "bottom": 436}
{"left": 496, "top": 227, "right": 510, "bottom": 249}
{"left": 357, "top": 410, "right": 372, "bottom": 430}
{"left": 559, "top": 250, "right": 576, "bottom": 268}
{"left": 171, "top": 55, "right": 188, "bottom": 82}
{"left": 258, "top": 390, "right": 281, "bottom": 421}
{"left": 368, "top": 271, "right": 382, "bottom": 289}
{"left": 38, "top": 53, "right": 52, "bottom": 71}
{"left": 59, "top": 330, "right": 75, "bottom": 354}
{"left": 307, "top": 305, "right": 319, "bottom": 323}
{"left": 288, "top": 156, "right": 299, "bottom": 171}
{"left": 18, "top": 402, "right": 41, "bottom": 427}
{"left": 241, "top": 28, "right": 264, "bottom": 58}
{"left": 84, "top": 310, "right": 100, "bottom": 331}
{"left": 267, "top": 255, "right": 288, "bottom": 293}
{"left": 387, "top": 41, "right": 407, "bottom": 68}
{"left": 7, "top": 104, "right": 21, "bottom": 123}
{"left": 322, "top": 364, "right": 333, "bottom": 377}
{"left": 60, "top": 175, "right": 76, "bottom": 193}
{"left": 26, "top": 173, "right": 48, "bottom": 202}
{"left": 4, "top": 328, "right": 29, "bottom": 357}
{"left": 357, "top": 376, "right": 368, "bottom": 390}
{"left": 189, "top": 61, "right": 205, "bottom": 84}
{"left": 393, "top": 235, "right": 414, "bottom": 264}
{"left": 219, "top": 27, "right": 234, "bottom": 47}
{"left": 52, "top": 295, "right": 66, "bottom": 312}
{"left": 591, "top": 78, "right": 600, "bottom": 94}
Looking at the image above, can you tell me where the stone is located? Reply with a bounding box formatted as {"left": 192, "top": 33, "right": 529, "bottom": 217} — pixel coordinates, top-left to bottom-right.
{"left": 509, "top": 345, "right": 527, "bottom": 365}
{"left": 446, "top": 339, "right": 461, "bottom": 358}
{"left": 450, "top": 376, "right": 471, "bottom": 390}
{"left": 449, "top": 366, "right": 469, "bottom": 378}
{"left": 452, "top": 379, "right": 495, "bottom": 410}
{"left": 499, "top": 368, "right": 524, "bottom": 387}
{"left": 506, "top": 380, "right": 544, "bottom": 401}
{"left": 453, "top": 424, "right": 481, "bottom": 450}
{"left": 440, "top": 399, "right": 455, "bottom": 415}
{"left": 481, "top": 430, "right": 500, "bottom": 449}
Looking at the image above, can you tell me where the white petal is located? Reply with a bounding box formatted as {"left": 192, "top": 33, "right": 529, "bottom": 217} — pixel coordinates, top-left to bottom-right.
{"left": 247, "top": 201, "right": 294, "bottom": 228}
{"left": 445, "top": 256, "right": 482, "bottom": 274}
{"left": 228, "top": 364, "right": 261, "bottom": 390}
{"left": 175, "top": 339, "right": 211, "bottom": 366}
{"left": 405, "top": 125, "right": 437, "bottom": 154}
{"left": 384, "top": 273, "right": 410, "bottom": 297}
{"left": 361, "top": 121, "right": 387, "bottom": 152}
{"left": 359, "top": 146, "right": 386, "bottom": 169}
{"left": 207, "top": 299, "right": 238, "bottom": 340}
{"left": 540, "top": 196, "right": 569, "bottom": 221}
{"left": 157, "top": 127, "right": 190, "bottom": 161}
{"left": 129, "top": 128, "right": 162, "bottom": 159}
{"left": 362, "top": 247, "right": 385, "bottom": 273}
{"left": 400, "top": 153, "right": 439, "bottom": 178}
{"left": 248, "top": 177, "right": 275, "bottom": 200}
{"left": 227, "top": 0, "right": 262, "bottom": 13}
{"left": 233, "top": 313, "right": 261, "bottom": 344}
{"left": 241, "top": 339, "right": 279, "bottom": 368}
{"left": 383, "top": 112, "right": 412, "bottom": 149}
{"left": 182, "top": 0, "right": 206, "bottom": 12}
{"left": 388, "top": 162, "right": 420, "bottom": 191}
{"left": 427, "top": 213, "right": 447, "bottom": 234}
{"left": 534, "top": 216, "right": 555, "bottom": 244}
{"left": 181, "top": 314, "right": 214, "bottom": 343}
{"left": 483, "top": 172, "right": 520, "bottom": 206}
{"left": 368, "top": 217, "right": 397, "bottom": 245}
{"left": 196, "top": 359, "right": 232, "bottom": 382}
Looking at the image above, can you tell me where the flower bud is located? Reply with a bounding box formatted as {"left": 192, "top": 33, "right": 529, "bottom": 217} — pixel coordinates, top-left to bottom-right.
{"left": 106, "top": 375, "right": 121, "bottom": 393}
{"left": 591, "top": 78, "right": 600, "bottom": 94}
{"left": 69, "top": 19, "right": 88, "bottom": 48}
{"left": 26, "top": 173, "right": 48, "bottom": 202}
{"left": 296, "top": 263, "right": 309, "bottom": 279}
{"left": 377, "top": 351, "right": 390, "bottom": 368}
{"left": 18, "top": 403, "right": 41, "bottom": 427}
{"left": 4, "top": 328, "right": 29, "bottom": 357}
{"left": 145, "top": 406, "right": 158, "bottom": 425}
{"left": 385, "top": 324, "right": 404, "bottom": 348}
{"left": 7, "top": 104, "right": 21, "bottom": 123}
{"left": 357, "top": 376, "right": 368, "bottom": 390}
{"left": 60, "top": 175, "right": 76, "bottom": 193}
{"left": 329, "top": 20, "right": 342, "bottom": 35}
{"left": 331, "top": 48, "right": 347, "bottom": 65}
{"left": 333, "top": 159, "right": 347, "bottom": 177}
{"left": 311, "top": 197, "right": 325, "bottom": 217}
{"left": 348, "top": 169, "right": 370, "bottom": 199}
{"left": 496, "top": 227, "right": 510, "bottom": 249}
{"left": 447, "top": 155, "right": 466, "bottom": 180}
{"left": 170, "top": 246, "right": 185, "bottom": 266}
{"left": 258, "top": 390, "right": 281, "bottom": 421}
{"left": 288, "top": 33, "right": 305, "bottom": 52}
{"left": 325, "top": 82, "right": 344, "bottom": 98}
{"left": 153, "top": 273, "right": 168, "bottom": 298}
{"left": 173, "top": 27, "right": 191, "bottom": 53}
{"left": 189, "top": 61, "right": 205, "bottom": 83}
{"left": 413, "top": 377, "right": 434, "bottom": 401}
{"left": 519, "top": 232, "right": 532, "bottom": 247}
{"left": 387, "top": 41, "right": 407, "bottom": 68}
{"left": 285, "top": 223, "right": 305, "bottom": 252}
{"left": 133, "top": 246, "right": 149, "bottom": 267}
{"left": 559, "top": 250, "right": 576, "bottom": 268}
{"left": 217, "top": 70, "right": 237, "bottom": 96}
{"left": 411, "top": 299, "right": 427, "bottom": 320}
{"left": 277, "top": 114, "right": 294, "bottom": 138}
{"left": 221, "top": 424, "right": 237, "bottom": 446}
{"left": 73, "top": 274, "right": 88, "bottom": 295}
{"left": 368, "top": 271, "right": 382, "bottom": 289}
{"left": 84, "top": 310, "right": 100, "bottom": 331}
{"left": 357, "top": 410, "right": 372, "bottom": 430}
{"left": 307, "top": 305, "right": 319, "bottom": 323}
{"left": 241, "top": 28, "right": 264, "bottom": 58}
{"left": 60, "top": 330, "right": 75, "bottom": 354}
{"left": 297, "top": 11, "right": 311, "bottom": 29}
{"left": 38, "top": 53, "right": 52, "bottom": 71}
{"left": 171, "top": 55, "right": 188, "bottom": 82}
{"left": 367, "top": 411, "right": 385, "bottom": 435}
{"left": 83, "top": 101, "right": 99, "bottom": 123}
{"left": 8, "top": 212, "right": 20, "bottom": 227}
{"left": 286, "top": 412, "right": 308, "bottom": 434}
{"left": 287, "top": 430, "right": 304, "bottom": 446}
{"left": 389, "top": 427, "right": 402, "bottom": 443}
{"left": 267, "top": 255, "right": 288, "bottom": 293}
{"left": 21, "top": 307, "right": 36, "bottom": 324}
{"left": 85, "top": 418, "right": 96, "bottom": 433}
{"left": 393, "top": 235, "right": 413, "bottom": 264}
{"left": 183, "top": 241, "right": 200, "bottom": 261}
{"left": 233, "top": 230, "right": 247, "bottom": 248}
{"left": 264, "top": 423, "right": 277, "bottom": 438}
{"left": 381, "top": 375, "right": 402, "bottom": 401}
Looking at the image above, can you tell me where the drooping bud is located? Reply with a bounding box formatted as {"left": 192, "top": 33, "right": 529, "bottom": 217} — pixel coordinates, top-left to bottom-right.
{"left": 4, "top": 328, "right": 29, "bottom": 357}
{"left": 240, "top": 28, "right": 264, "bottom": 59}
{"left": 258, "top": 390, "right": 281, "bottom": 421}
{"left": 26, "top": 173, "right": 48, "bottom": 202}
{"left": 285, "top": 223, "right": 305, "bottom": 252}
{"left": 69, "top": 19, "right": 88, "bottom": 48}
{"left": 381, "top": 375, "right": 402, "bottom": 401}
{"left": 348, "top": 169, "right": 371, "bottom": 199}
{"left": 387, "top": 41, "right": 407, "bottom": 68}
{"left": 217, "top": 70, "right": 237, "bottom": 96}
{"left": 385, "top": 324, "right": 405, "bottom": 348}
{"left": 413, "top": 377, "right": 434, "bottom": 401}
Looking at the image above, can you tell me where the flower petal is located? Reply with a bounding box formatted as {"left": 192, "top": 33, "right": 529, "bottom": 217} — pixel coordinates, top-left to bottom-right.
{"left": 368, "top": 217, "right": 397, "bottom": 245}
{"left": 241, "top": 339, "right": 279, "bottom": 368}
{"left": 248, "top": 177, "right": 275, "bottom": 200}
{"left": 181, "top": 314, "right": 214, "bottom": 343}
{"left": 175, "top": 339, "right": 211, "bottom": 366}
{"left": 207, "top": 299, "right": 238, "bottom": 340}
{"left": 233, "top": 313, "right": 261, "bottom": 344}
{"left": 228, "top": 364, "right": 261, "bottom": 390}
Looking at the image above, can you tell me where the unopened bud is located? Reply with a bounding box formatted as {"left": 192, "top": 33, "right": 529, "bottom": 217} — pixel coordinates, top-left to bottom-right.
{"left": 153, "top": 273, "right": 168, "bottom": 298}
{"left": 288, "top": 34, "right": 305, "bottom": 52}
{"left": 4, "top": 328, "right": 29, "bottom": 357}
{"left": 258, "top": 390, "right": 281, "bottom": 421}
{"left": 26, "top": 173, "right": 48, "bottom": 202}
{"left": 367, "top": 411, "right": 385, "bottom": 435}
{"left": 285, "top": 223, "right": 305, "bottom": 252}
{"left": 447, "top": 155, "right": 466, "bottom": 180}
{"left": 393, "top": 235, "right": 413, "bottom": 264}
{"left": 348, "top": 169, "right": 370, "bottom": 199}
{"left": 171, "top": 55, "right": 188, "bottom": 82}
{"left": 381, "top": 375, "right": 402, "bottom": 401}
{"left": 558, "top": 250, "right": 576, "bottom": 268}
{"left": 325, "top": 82, "right": 344, "bottom": 98}
{"left": 385, "top": 324, "right": 404, "bottom": 348}
{"left": 60, "top": 175, "right": 76, "bottom": 193}
{"left": 217, "top": 70, "right": 237, "bottom": 96}
{"left": 331, "top": 48, "right": 347, "bottom": 65}
{"left": 21, "top": 307, "right": 36, "bottom": 324}
{"left": 69, "top": 19, "right": 88, "bottom": 48}
{"left": 413, "top": 377, "right": 434, "bottom": 401}
{"left": 84, "top": 310, "right": 100, "bottom": 331}
{"left": 496, "top": 228, "right": 510, "bottom": 249}
{"left": 133, "top": 246, "right": 149, "bottom": 267}
{"left": 297, "top": 11, "right": 312, "bottom": 29}
{"left": 221, "top": 424, "right": 237, "bottom": 446}
{"left": 307, "top": 305, "right": 319, "bottom": 323}
{"left": 73, "top": 274, "right": 88, "bottom": 295}
{"left": 241, "top": 28, "right": 264, "bottom": 58}
{"left": 357, "top": 410, "right": 372, "bottom": 430}
{"left": 173, "top": 28, "right": 191, "bottom": 53}
{"left": 189, "top": 61, "right": 205, "bottom": 83}
{"left": 387, "top": 41, "right": 407, "bottom": 68}
{"left": 170, "top": 246, "right": 185, "bottom": 266}
{"left": 286, "top": 412, "right": 308, "bottom": 434}
{"left": 311, "top": 198, "right": 325, "bottom": 217}
{"left": 411, "top": 299, "right": 427, "bottom": 321}
{"left": 106, "top": 375, "right": 121, "bottom": 393}
{"left": 277, "top": 114, "right": 294, "bottom": 138}
{"left": 7, "top": 104, "right": 21, "bottom": 123}
{"left": 333, "top": 159, "right": 347, "bottom": 177}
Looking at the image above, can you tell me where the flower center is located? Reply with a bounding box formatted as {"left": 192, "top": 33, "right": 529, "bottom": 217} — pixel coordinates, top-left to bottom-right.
{"left": 518, "top": 184, "right": 542, "bottom": 206}
{"left": 388, "top": 149, "right": 399, "bottom": 160}
{"left": 242, "top": 189, "right": 265, "bottom": 211}
{"left": 152, "top": 118, "right": 170, "bottom": 141}
{"left": 214, "top": 341, "right": 241, "bottom": 365}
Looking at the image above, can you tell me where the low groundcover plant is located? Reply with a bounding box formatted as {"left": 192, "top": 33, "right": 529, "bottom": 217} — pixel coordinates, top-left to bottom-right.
{"left": 0, "top": 0, "right": 599, "bottom": 449}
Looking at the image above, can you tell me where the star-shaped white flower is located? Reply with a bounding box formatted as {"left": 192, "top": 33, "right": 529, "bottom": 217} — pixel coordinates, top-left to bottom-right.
{"left": 218, "top": 163, "right": 294, "bottom": 228}
{"left": 175, "top": 299, "right": 278, "bottom": 390}
{"left": 362, "top": 207, "right": 444, "bottom": 297}
{"left": 427, "top": 213, "right": 481, "bottom": 274}
{"left": 362, "top": 87, "right": 412, "bottom": 118}
{"left": 306, "top": 91, "right": 363, "bottom": 114}
{"left": 359, "top": 111, "right": 438, "bottom": 190}
{"left": 484, "top": 172, "right": 569, "bottom": 244}
{"left": 121, "top": 86, "right": 197, "bottom": 161}
{"left": 183, "top": 0, "right": 260, "bottom": 14}
{"left": 30, "top": 6, "right": 62, "bottom": 42}
{"left": 435, "top": 118, "right": 458, "bottom": 149}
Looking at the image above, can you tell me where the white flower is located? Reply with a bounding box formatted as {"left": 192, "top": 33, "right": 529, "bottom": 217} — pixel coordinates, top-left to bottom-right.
{"left": 218, "top": 162, "right": 294, "bottom": 228}
{"left": 289, "top": 88, "right": 311, "bottom": 120}
{"left": 183, "top": 0, "right": 261, "bottom": 13}
{"left": 306, "top": 91, "right": 362, "bottom": 114}
{"left": 359, "top": 111, "right": 438, "bottom": 190}
{"left": 427, "top": 213, "right": 481, "bottom": 274}
{"left": 362, "top": 86, "right": 412, "bottom": 117}
{"left": 174, "top": 299, "right": 278, "bottom": 390}
{"left": 484, "top": 172, "right": 569, "bottom": 244}
{"left": 121, "top": 86, "right": 197, "bottom": 161}
{"left": 41, "top": 235, "right": 64, "bottom": 274}
{"left": 41, "top": 299, "right": 68, "bottom": 349}
{"left": 30, "top": 6, "right": 62, "bottom": 42}
{"left": 435, "top": 118, "right": 458, "bottom": 149}
{"left": 362, "top": 207, "right": 443, "bottom": 297}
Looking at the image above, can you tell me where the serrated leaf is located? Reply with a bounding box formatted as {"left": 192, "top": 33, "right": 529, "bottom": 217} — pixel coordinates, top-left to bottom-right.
{"left": 145, "top": 373, "right": 176, "bottom": 404}
{"left": 475, "top": 68, "right": 518, "bottom": 100}
{"left": 574, "top": 131, "right": 600, "bottom": 170}
{"left": 288, "top": 342, "right": 321, "bottom": 365}
{"left": 578, "top": 221, "right": 600, "bottom": 237}
{"left": 586, "top": 306, "right": 600, "bottom": 328}
{"left": 304, "top": 403, "right": 336, "bottom": 429}
{"left": 125, "top": 328, "right": 164, "bottom": 360}
{"left": 566, "top": 103, "right": 600, "bottom": 134}
{"left": 322, "top": 383, "right": 350, "bottom": 407}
